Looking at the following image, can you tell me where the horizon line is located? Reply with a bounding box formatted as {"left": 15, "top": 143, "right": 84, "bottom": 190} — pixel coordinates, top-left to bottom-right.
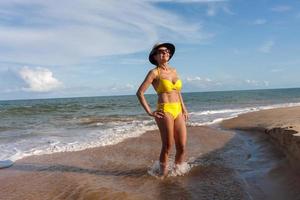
{"left": 1, "top": 86, "right": 300, "bottom": 102}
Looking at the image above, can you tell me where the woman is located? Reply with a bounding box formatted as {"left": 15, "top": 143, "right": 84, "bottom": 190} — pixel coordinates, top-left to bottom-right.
{"left": 136, "top": 42, "right": 189, "bottom": 176}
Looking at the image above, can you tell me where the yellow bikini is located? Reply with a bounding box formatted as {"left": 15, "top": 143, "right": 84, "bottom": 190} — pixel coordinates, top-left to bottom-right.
{"left": 157, "top": 102, "right": 182, "bottom": 119}
{"left": 155, "top": 67, "right": 183, "bottom": 119}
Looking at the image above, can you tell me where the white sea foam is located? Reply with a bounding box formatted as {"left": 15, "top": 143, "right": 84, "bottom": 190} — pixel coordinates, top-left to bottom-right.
{"left": 148, "top": 157, "right": 196, "bottom": 178}
{"left": 191, "top": 102, "right": 300, "bottom": 116}
{"left": 1, "top": 119, "right": 157, "bottom": 162}
{"left": 189, "top": 102, "right": 300, "bottom": 126}
{"left": 190, "top": 108, "right": 255, "bottom": 116}
{"left": 2, "top": 101, "right": 300, "bottom": 162}
{"left": 188, "top": 117, "right": 235, "bottom": 127}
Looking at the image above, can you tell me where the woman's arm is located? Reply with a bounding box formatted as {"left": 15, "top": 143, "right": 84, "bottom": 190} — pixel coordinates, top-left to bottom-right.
{"left": 136, "top": 69, "right": 164, "bottom": 118}
{"left": 179, "top": 92, "right": 189, "bottom": 121}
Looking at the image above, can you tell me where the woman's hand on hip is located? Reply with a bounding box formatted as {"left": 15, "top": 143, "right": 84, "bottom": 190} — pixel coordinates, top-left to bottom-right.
{"left": 150, "top": 110, "right": 165, "bottom": 119}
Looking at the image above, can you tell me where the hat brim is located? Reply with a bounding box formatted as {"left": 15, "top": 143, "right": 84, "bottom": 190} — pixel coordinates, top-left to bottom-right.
{"left": 149, "top": 43, "right": 175, "bottom": 65}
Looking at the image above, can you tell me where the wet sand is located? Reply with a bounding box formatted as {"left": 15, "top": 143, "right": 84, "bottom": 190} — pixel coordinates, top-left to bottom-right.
{"left": 1, "top": 106, "right": 300, "bottom": 199}
{"left": 0, "top": 126, "right": 249, "bottom": 200}
{"left": 222, "top": 106, "right": 300, "bottom": 168}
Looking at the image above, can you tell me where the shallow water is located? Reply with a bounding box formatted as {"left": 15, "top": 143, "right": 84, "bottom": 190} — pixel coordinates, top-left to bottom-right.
{"left": 2, "top": 126, "right": 300, "bottom": 200}
{"left": 218, "top": 130, "right": 300, "bottom": 200}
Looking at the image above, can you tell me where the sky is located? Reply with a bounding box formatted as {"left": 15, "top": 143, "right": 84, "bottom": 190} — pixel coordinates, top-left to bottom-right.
{"left": 0, "top": 0, "right": 300, "bottom": 100}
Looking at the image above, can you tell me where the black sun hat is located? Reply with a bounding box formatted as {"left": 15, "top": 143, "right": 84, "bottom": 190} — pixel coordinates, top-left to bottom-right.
{"left": 148, "top": 42, "right": 175, "bottom": 65}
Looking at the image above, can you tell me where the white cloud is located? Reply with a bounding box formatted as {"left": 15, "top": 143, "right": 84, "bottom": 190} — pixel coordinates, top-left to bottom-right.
{"left": 185, "top": 76, "right": 220, "bottom": 89}
{"left": 18, "top": 66, "right": 62, "bottom": 92}
{"left": 183, "top": 75, "right": 272, "bottom": 92}
{"left": 245, "top": 79, "right": 258, "bottom": 85}
{"left": 187, "top": 76, "right": 202, "bottom": 81}
{"left": 271, "top": 68, "right": 284, "bottom": 73}
{"left": 207, "top": 4, "right": 217, "bottom": 16}
{"left": 183, "top": 75, "right": 245, "bottom": 92}
{"left": 271, "top": 5, "right": 291, "bottom": 12}
{"left": 258, "top": 40, "right": 274, "bottom": 53}
{"left": 204, "top": 1, "right": 233, "bottom": 17}
{"left": 186, "top": 76, "right": 213, "bottom": 82}
{"left": 187, "top": 75, "right": 215, "bottom": 82}
{"left": 245, "top": 79, "right": 269, "bottom": 87}
{"left": 252, "top": 19, "right": 267, "bottom": 25}
{"left": 0, "top": 0, "right": 213, "bottom": 66}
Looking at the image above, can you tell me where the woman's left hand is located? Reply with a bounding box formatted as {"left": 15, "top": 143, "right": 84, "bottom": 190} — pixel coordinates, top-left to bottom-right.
{"left": 183, "top": 110, "right": 189, "bottom": 121}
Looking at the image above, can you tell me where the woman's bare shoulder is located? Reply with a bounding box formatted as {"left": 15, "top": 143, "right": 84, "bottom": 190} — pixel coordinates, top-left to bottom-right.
{"left": 148, "top": 67, "right": 159, "bottom": 76}
{"left": 143, "top": 67, "right": 158, "bottom": 81}
{"left": 169, "top": 66, "right": 178, "bottom": 74}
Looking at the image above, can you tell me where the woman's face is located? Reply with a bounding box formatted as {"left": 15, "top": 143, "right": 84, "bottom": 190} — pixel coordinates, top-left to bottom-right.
{"left": 154, "top": 47, "right": 170, "bottom": 65}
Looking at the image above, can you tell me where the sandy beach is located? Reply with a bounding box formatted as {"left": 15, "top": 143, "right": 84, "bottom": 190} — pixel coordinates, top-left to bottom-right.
{"left": 1, "top": 106, "right": 300, "bottom": 199}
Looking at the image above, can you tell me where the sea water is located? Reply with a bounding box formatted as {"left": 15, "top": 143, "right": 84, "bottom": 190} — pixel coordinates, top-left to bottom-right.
{"left": 1, "top": 88, "right": 300, "bottom": 162}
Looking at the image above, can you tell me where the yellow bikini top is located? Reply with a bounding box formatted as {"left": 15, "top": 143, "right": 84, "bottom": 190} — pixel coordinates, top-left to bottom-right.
{"left": 155, "top": 67, "right": 182, "bottom": 94}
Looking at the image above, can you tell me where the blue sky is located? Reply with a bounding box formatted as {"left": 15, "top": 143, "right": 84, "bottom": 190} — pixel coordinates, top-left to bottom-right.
{"left": 0, "top": 0, "right": 300, "bottom": 100}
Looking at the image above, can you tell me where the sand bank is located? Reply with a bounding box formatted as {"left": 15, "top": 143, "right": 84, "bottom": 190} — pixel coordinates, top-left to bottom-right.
{"left": 221, "top": 106, "right": 300, "bottom": 167}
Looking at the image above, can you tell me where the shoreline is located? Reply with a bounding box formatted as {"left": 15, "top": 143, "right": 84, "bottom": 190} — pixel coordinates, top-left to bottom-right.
{"left": 1, "top": 126, "right": 250, "bottom": 200}
{"left": 1, "top": 106, "right": 300, "bottom": 199}
{"left": 221, "top": 106, "right": 300, "bottom": 168}
{"left": 3, "top": 101, "right": 300, "bottom": 163}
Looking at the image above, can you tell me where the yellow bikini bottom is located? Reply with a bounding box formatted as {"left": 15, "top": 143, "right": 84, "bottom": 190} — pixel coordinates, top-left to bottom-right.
{"left": 157, "top": 102, "right": 182, "bottom": 119}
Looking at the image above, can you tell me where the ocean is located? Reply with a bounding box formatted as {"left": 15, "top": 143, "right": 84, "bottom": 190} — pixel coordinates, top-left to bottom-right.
{"left": 1, "top": 88, "right": 300, "bottom": 162}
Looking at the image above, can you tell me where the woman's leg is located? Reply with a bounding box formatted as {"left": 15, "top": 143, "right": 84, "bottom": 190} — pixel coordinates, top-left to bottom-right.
{"left": 174, "top": 113, "right": 187, "bottom": 165}
{"left": 155, "top": 113, "right": 175, "bottom": 176}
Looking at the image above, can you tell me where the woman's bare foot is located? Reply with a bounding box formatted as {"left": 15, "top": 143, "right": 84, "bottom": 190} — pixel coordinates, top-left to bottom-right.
{"left": 159, "top": 162, "right": 168, "bottom": 177}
